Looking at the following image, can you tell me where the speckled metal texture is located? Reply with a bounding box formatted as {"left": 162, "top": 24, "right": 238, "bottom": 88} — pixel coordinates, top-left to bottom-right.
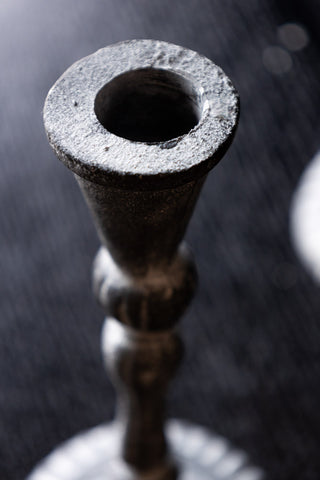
{"left": 39, "top": 40, "right": 243, "bottom": 479}
{"left": 44, "top": 39, "right": 239, "bottom": 190}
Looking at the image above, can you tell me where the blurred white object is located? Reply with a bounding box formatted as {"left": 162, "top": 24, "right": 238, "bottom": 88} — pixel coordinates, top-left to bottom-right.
{"left": 291, "top": 151, "right": 320, "bottom": 281}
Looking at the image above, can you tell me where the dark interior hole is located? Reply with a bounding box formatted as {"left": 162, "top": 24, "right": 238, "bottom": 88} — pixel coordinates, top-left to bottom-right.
{"left": 94, "top": 68, "right": 201, "bottom": 143}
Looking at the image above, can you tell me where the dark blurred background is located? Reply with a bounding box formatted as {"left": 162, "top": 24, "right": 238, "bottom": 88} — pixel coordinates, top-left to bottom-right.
{"left": 1, "top": 1, "right": 320, "bottom": 479}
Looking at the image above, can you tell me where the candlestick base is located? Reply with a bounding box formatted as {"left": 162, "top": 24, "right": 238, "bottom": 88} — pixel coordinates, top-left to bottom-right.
{"left": 27, "top": 420, "right": 264, "bottom": 480}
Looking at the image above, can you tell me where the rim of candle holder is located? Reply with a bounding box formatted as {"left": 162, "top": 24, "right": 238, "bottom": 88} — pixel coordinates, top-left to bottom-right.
{"left": 44, "top": 39, "right": 239, "bottom": 191}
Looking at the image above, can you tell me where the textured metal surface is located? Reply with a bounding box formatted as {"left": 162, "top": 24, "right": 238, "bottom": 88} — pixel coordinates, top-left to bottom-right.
{"left": 27, "top": 420, "right": 264, "bottom": 480}
{"left": 44, "top": 39, "right": 239, "bottom": 190}
{"left": 40, "top": 40, "right": 243, "bottom": 479}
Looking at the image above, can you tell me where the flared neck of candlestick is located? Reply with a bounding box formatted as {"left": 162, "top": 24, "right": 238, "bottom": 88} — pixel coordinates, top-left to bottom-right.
{"left": 77, "top": 175, "right": 205, "bottom": 275}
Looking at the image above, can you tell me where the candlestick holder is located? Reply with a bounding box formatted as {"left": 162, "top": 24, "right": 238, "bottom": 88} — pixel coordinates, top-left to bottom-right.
{"left": 28, "top": 40, "right": 263, "bottom": 480}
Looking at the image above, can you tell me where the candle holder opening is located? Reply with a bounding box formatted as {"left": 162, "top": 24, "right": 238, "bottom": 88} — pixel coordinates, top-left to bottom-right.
{"left": 94, "top": 68, "right": 201, "bottom": 143}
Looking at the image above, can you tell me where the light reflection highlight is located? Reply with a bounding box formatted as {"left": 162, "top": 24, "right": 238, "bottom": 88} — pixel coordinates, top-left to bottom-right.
{"left": 278, "top": 23, "right": 309, "bottom": 52}
{"left": 262, "top": 46, "right": 292, "bottom": 75}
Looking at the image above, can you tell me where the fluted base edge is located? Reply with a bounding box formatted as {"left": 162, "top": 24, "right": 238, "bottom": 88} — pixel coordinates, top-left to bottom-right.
{"left": 26, "top": 420, "right": 264, "bottom": 480}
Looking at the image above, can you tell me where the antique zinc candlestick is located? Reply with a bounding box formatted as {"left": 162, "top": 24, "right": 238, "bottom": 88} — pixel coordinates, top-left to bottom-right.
{"left": 28, "top": 40, "right": 261, "bottom": 480}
